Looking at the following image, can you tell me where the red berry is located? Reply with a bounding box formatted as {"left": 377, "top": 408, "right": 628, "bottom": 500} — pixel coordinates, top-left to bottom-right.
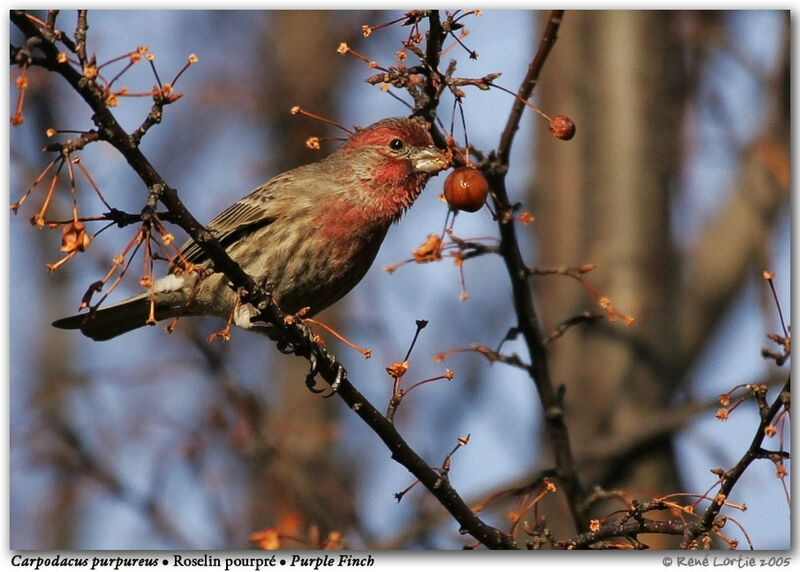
{"left": 443, "top": 167, "right": 489, "bottom": 213}
{"left": 548, "top": 115, "right": 575, "bottom": 140}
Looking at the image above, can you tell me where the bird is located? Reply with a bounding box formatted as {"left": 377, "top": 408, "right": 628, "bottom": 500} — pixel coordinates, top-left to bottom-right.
{"left": 52, "top": 117, "right": 450, "bottom": 341}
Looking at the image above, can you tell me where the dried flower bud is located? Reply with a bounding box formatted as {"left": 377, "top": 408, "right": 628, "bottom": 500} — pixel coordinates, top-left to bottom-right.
{"left": 61, "top": 220, "right": 91, "bottom": 253}
{"left": 386, "top": 361, "right": 409, "bottom": 379}
{"left": 82, "top": 64, "right": 98, "bottom": 79}
{"left": 519, "top": 211, "right": 534, "bottom": 224}
{"left": 412, "top": 234, "right": 443, "bottom": 263}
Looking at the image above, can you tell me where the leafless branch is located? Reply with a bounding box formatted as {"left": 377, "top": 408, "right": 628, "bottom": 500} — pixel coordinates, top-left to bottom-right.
{"left": 10, "top": 9, "right": 515, "bottom": 550}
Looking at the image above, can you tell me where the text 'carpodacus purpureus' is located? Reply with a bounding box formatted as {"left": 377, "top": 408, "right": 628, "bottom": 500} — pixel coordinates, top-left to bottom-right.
{"left": 53, "top": 117, "right": 450, "bottom": 341}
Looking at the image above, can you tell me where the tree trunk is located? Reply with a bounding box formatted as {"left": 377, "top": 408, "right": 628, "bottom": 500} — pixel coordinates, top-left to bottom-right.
{"left": 534, "top": 10, "right": 687, "bottom": 547}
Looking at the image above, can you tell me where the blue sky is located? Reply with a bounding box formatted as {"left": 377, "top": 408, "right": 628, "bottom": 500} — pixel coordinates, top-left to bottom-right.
{"left": 8, "top": 9, "right": 790, "bottom": 551}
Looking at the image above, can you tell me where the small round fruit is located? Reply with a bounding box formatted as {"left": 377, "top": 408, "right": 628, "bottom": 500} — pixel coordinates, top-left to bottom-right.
{"left": 548, "top": 115, "right": 576, "bottom": 140}
{"left": 443, "top": 167, "right": 489, "bottom": 213}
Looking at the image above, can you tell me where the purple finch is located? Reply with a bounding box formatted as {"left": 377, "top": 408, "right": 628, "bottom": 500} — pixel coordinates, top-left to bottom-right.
{"left": 53, "top": 117, "right": 450, "bottom": 340}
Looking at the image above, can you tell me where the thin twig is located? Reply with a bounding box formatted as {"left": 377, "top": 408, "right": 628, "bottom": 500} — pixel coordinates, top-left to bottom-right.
{"left": 11, "top": 9, "right": 516, "bottom": 550}
{"left": 680, "top": 376, "right": 791, "bottom": 548}
{"left": 497, "top": 10, "right": 564, "bottom": 165}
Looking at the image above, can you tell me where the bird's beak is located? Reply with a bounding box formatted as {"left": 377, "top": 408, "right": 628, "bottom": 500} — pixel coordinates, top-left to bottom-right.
{"left": 412, "top": 146, "right": 451, "bottom": 174}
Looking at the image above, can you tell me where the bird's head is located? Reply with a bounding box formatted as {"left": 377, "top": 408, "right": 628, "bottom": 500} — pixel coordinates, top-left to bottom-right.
{"left": 337, "top": 117, "right": 451, "bottom": 220}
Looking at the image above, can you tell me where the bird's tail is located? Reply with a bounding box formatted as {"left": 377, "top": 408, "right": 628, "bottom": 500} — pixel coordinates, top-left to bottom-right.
{"left": 52, "top": 293, "right": 180, "bottom": 341}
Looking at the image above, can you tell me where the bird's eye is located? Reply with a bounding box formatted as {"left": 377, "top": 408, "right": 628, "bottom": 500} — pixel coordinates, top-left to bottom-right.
{"left": 388, "top": 138, "right": 406, "bottom": 151}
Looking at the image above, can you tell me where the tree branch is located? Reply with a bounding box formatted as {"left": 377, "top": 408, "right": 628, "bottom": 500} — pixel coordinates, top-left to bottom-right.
{"left": 486, "top": 10, "right": 589, "bottom": 533}
{"left": 11, "top": 9, "right": 515, "bottom": 549}
{"left": 681, "top": 377, "right": 790, "bottom": 548}
{"left": 497, "top": 10, "right": 564, "bottom": 165}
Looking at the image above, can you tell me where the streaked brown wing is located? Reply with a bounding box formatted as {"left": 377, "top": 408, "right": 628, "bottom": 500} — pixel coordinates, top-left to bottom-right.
{"left": 177, "top": 185, "right": 279, "bottom": 265}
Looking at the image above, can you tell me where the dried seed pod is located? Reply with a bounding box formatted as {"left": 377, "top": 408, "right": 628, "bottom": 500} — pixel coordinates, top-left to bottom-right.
{"left": 548, "top": 114, "right": 576, "bottom": 140}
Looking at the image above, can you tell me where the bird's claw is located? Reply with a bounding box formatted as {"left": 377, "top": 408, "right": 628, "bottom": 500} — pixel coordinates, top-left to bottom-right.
{"left": 327, "top": 363, "right": 346, "bottom": 394}
{"left": 276, "top": 336, "right": 296, "bottom": 355}
{"left": 272, "top": 319, "right": 344, "bottom": 397}
{"left": 305, "top": 353, "right": 326, "bottom": 394}
{"left": 303, "top": 353, "right": 347, "bottom": 398}
{"left": 274, "top": 324, "right": 309, "bottom": 356}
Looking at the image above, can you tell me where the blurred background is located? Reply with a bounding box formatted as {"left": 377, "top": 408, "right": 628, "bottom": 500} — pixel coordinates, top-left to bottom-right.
{"left": 9, "top": 10, "right": 790, "bottom": 549}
